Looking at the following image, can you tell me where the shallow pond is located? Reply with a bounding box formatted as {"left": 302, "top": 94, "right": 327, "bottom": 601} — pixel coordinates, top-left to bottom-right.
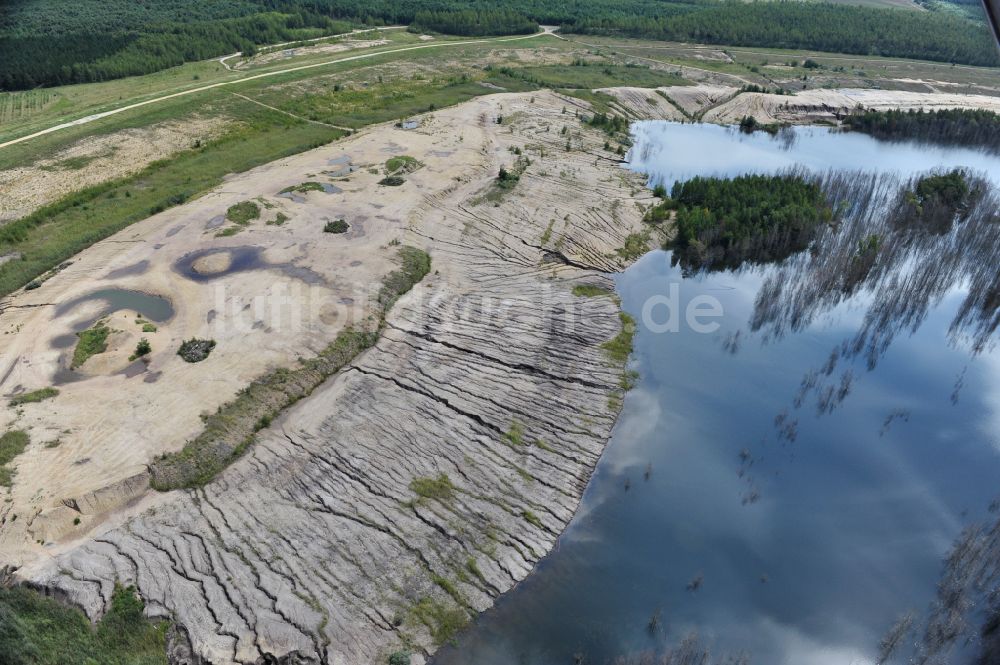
{"left": 53, "top": 288, "right": 174, "bottom": 328}
{"left": 432, "top": 123, "right": 1000, "bottom": 665}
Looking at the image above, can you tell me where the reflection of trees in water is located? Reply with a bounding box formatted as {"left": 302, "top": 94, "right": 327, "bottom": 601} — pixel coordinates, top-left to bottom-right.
{"left": 909, "top": 503, "right": 1000, "bottom": 664}
{"left": 739, "top": 170, "right": 1000, "bottom": 663}
{"left": 745, "top": 169, "right": 996, "bottom": 463}
{"left": 610, "top": 634, "right": 750, "bottom": 665}
{"left": 751, "top": 169, "right": 996, "bottom": 365}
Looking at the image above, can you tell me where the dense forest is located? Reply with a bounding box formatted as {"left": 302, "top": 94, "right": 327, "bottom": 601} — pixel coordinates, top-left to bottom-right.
{"left": 654, "top": 173, "right": 834, "bottom": 271}
{"left": 843, "top": 108, "right": 1000, "bottom": 155}
{"left": 570, "top": 2, "right": 996, "bottom": 67}
{"left": 0, "top": 0, "right": 996, "bottom": 91}
{"left": 0, "top": 4, "right": 353, "bottom": 90}
{"left": 409, "top": 9, "right": 537, "bottom": 36}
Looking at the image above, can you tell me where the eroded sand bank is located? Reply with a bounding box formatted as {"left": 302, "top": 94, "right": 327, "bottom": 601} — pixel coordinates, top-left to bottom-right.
{"left": 6, "top": 83, "right": 1000, "bottom": 663}
{"left": 4, "top": 91, "right": 649, "bottom": 663}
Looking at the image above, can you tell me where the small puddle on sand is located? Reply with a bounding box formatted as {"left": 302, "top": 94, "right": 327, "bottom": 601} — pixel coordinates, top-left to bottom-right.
{"left": 205, "top": 215, "right": 226, "bottom": 230}
{"left": 104, "top": 260, "right": 151, "bottom": 279}
{"left": 54, "top": 289, "right": 174, "bottom": 330}
{"left": 173, "top": 246, "right": 326, "bottom": 285}
{"left": 50, "top": 289, "right": 175, "bottom": 384}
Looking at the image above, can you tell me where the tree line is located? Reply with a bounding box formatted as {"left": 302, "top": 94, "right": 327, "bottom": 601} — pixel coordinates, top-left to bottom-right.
{"left": 0, "top": 10, "right": 352, "bottom": 90}
{"left": 651, "top": 173, "right": 833, "bottom": 272}
{"left": 843, "top": 108, "right": 1000, "bottom": 154}
{"left": 2, "top": 0, "right": 997, "bottom": 91}
{"left": 409, "top": 9, "right": 537, "bottom": 36}
{"left": 567, "top": 2, "right": 998, "bottom": 67}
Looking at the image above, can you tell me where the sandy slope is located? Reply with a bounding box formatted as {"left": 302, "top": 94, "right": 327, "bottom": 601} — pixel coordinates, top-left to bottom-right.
{"left": 6, "top": 90, "right": 650, "bottom": 664}
{"left": 5, "top": 81, "right": 1000, "bottom": 663}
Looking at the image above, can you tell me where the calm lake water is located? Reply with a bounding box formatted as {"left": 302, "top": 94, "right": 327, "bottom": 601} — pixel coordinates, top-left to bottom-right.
{"left": 432, "top": 123, "right": 1000, "bottom": 665}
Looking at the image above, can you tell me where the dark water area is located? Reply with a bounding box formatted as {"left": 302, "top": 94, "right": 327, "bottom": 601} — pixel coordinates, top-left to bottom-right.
{"left": 53, "top": 288, "right": 174, "bottom": 329}
{"left": 50, "top": 288, "right": 175, "bottom": 384}
{"left": 172, "top": 246, "right": 326, "bottom": 285}
{"left": 432, "top": 124, "right": 1000, "bottom": 665}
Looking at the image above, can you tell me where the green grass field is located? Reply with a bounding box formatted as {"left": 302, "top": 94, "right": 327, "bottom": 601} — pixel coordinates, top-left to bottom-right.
{"left": 0, "top": 102, "right": 342, "bottom": 295}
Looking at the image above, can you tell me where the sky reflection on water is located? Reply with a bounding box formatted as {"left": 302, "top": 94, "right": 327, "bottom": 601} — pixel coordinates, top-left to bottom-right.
{"left": 431, "top": 124, "right": 1000, "bottom": 665}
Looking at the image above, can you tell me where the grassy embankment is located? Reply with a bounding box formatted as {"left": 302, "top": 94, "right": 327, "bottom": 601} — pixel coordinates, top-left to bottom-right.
{"left": 0, "top": 584, "right": 168, "bottom": 665}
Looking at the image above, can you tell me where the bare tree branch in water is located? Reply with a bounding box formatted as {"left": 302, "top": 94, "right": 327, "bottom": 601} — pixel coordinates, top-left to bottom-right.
{"left": 911, "top": 504, "right": 1000, "bottom": 664}
{"left": 751, "top": 169, "right": 997, "bottom": 362}
{"left": 877, "top": 611, "right": 915, "bottom": 664}
{"left": 610, "top": 633, "right": 750, "bottom": 665}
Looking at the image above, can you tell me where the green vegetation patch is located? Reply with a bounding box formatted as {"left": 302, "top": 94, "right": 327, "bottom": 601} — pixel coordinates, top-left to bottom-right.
{"left": 323, "top": 219, "right": 349, "bottom": 234}
{"left": 409, "top": 597, "right": 468, "bottom": 647}
{"left": 572, "top": 283, "right": 614, "bottom": 298}
{"left": 666, "top": 173, "right": 833, "bottom": 271}
{"left": 897, "top": 169, "right": 978, "bottom": 231}
{"left": 225, "top": 200, "right": 260, "bottom": 225}
{"left": 410, "top": 473, "right": 456, "bottom": 502}
{"left": 0, "top": 583, "right": 169, "bottom": 665}
{"left": 72, "top": 322, "right": 111, "bottom": 369}
{"left": 739, "top": 115, "right": 785, "bottom": 136}
{"left": 8, "top": 387, "right": 59, "bottom": 407}
{"left": 129, "top": 338, "right": 152, "bottom": 362}
{"left": 388, "top": 652, "right": 411, "bottom": 665}
{"left": 475, "top": 155, "right": 531, "bottom": 204}
{"left": 914, "top": 169, "right": 970, "bottom": 210}
{"left": 384, "top": 155, "right": 423, "bottom": 175}
{"left": 280, "top": 181, "right": 326, "bottom": 194}
{"left": 587, "top": 111, "right": 629, "bottom": 136}
{"left": 491, "top": 63, "right": 688, "bottom": 90}
{"left": 601, "top": 312, "right": 636, "bottom": 365}
{"left": 522, "top": 509, "right": 543, "bottom": 528}
{"left": 502, "top": 421, "right": 525, "bottom": 447}
{"left": 616, "top": 231, "right": 651, "bottom": 262}
{"left": 266, "top": 212, "right": 290, "bottom": 226}
{"left": 378, "top": 246, "right": 432, "bottom": 311}
{"left": 0, "top": 430, "right": 30, "bottom": 487}
{"left": 151, "top": 247, "right": 430, "bottom": 490}
{"left": 378, "top": 176, "right": 406, "bottom": 187}
{"left": 177, "top": 338, "right": 216, "bottom": 363}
